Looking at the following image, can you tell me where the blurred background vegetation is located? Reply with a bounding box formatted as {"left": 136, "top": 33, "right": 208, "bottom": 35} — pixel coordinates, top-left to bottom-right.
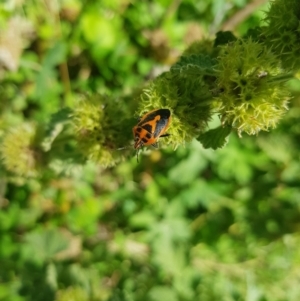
{"left": 1, "top": 0, "right": 300, "bottom": 300}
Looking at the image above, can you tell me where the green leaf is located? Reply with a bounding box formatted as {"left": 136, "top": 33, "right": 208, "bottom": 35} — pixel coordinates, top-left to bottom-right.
{"left": 34, "top": 41, "right": 67, "bottom": 104}
{"left": 214, "top": 30, "right": 237, "bottom": 47}
{"left": 43, "top": 41, "right": 68, "bottom": 67}
{"left": 129, "top": 210, "right": 157, "bottom": 228}
{"left": 42, "top": 107, "right": 72, "bottom": 151}
{"left": 198, "top": 125, "right": 232, "bottom": 149}
{"left": 171, "top": 54, "right": 217, "bottom": 74}
{"left": 168, "top": 144, "right": 207, "bottom": 185}
{"left": 148, "top": 286, "right": 178, "bottom": 301}
{"left": 67, "top": 198, "right": 102, "bottom": 234}
{"left": 46, "top": 262, "right": 58, "bottom": 290}
{"left": 23, "top": 229, "right": 69, "bottom": 263}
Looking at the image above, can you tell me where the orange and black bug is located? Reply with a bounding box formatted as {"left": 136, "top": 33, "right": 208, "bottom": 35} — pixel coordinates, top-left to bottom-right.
{"left": 133, "top": 108, "right": 171, "bottom": 162}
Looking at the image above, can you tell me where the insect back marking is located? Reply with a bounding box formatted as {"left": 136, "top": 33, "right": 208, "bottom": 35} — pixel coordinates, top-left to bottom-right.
{"left": 132, "top": 108, "right": 171, "bottom": 161}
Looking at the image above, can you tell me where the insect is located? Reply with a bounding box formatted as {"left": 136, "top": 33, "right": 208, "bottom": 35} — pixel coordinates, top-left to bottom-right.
{"left": 133, "top": 108, "right": 171, "bottom": 162}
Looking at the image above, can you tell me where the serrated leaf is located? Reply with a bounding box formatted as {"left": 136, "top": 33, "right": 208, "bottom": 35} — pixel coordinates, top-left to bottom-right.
{"left": 214, "top": 30, "right": 237, "bottom": 47}
{"left": 49, "top": 107, "right": 73, "bottom": 125}
{"left": 198, "top": 125, "right": 232, "bottom": 150}
{"left": 42, "top": 108, "right": 72, "bottom": 151}
{"left": 171, "top": 54, "right": 216, "bottom": 73}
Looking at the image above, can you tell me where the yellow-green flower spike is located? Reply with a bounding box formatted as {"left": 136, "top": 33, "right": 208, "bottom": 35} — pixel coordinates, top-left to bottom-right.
{"left": 72, "top": 95, "right": 132, "bottom": 166}
{"left": 1, "top": 123, "right": 40, "bottom": 177}
{"left": 263, "top": 0, "right": 300, "bottom": 71}
{"left": 214, "top": 38, "right": 290, "bottom": 136}
{"left": 137, "top": 61, "right": 214, "bottom": 148}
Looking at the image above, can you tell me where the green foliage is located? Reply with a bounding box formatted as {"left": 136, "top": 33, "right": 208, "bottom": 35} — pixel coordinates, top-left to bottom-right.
{"left": 1, "top": 0, "right": 300, "bottom": 301}
{"left": 262, "top": 0, "right": 300, "bottom": 71}
{"left": 198, "top": 125, "right": 232, "bottom": 149}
